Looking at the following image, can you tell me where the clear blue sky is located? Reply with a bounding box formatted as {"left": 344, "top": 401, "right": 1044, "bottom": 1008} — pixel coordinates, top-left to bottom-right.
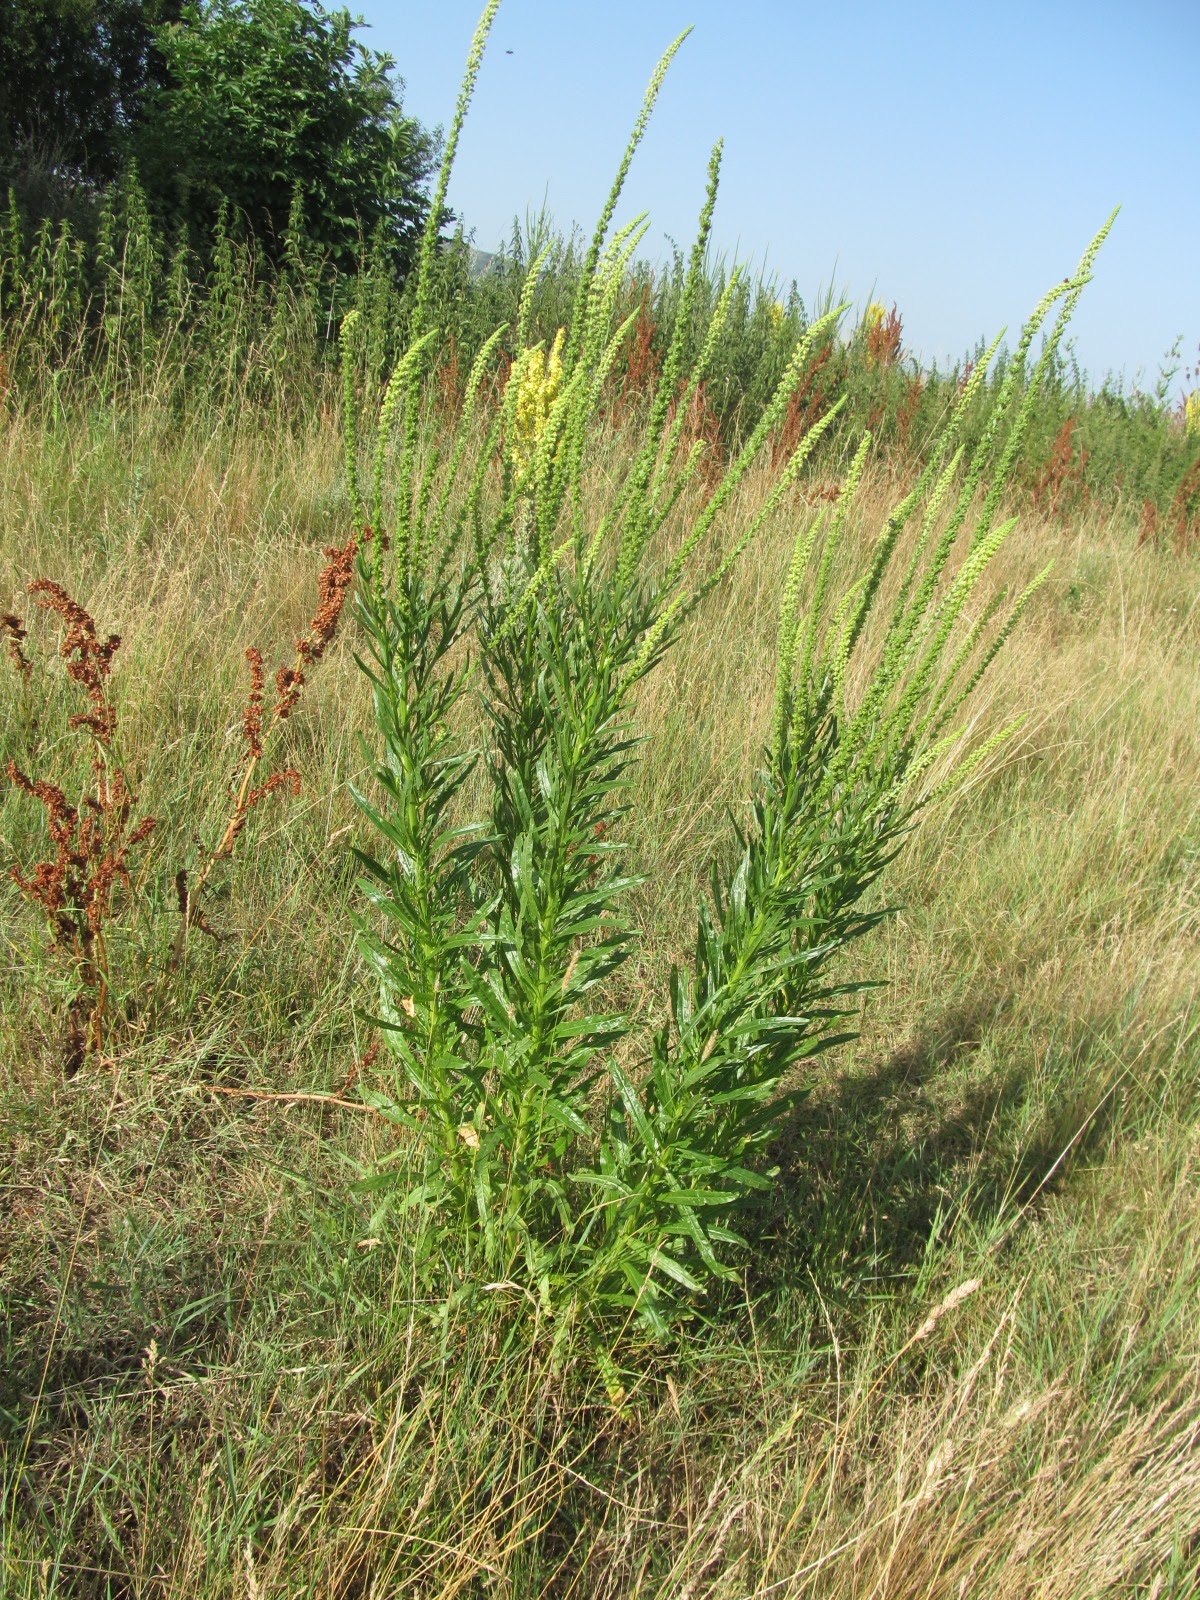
{"left": 362, "top": 1, "right": 1196, "bottom": 397}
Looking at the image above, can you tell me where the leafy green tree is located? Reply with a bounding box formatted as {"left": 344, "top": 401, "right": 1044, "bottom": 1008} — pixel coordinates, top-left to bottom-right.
{"left": 0, "top": 0, "right": 181, "bottom": 185}
{"left": 134, "top": 0, "right": 440, "bottom": 276}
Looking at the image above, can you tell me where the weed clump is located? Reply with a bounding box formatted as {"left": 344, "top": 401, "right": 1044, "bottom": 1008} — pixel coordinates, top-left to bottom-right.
{"left": 345, "top": 3, "right": 1114, "bottom": 1341}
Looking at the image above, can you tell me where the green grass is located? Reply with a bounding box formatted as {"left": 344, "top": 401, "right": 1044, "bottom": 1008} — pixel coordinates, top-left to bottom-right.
{"left": 2, "top": 382, "right": 1198, "bottom": 1594}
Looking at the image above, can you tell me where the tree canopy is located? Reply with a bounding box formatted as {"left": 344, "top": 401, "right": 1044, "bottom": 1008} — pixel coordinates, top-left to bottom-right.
{"left": 1, "top": 0, "right": 440, "bottom": 278}
{"left": 135, "top": 0, "right": 439, "bottom": 275}
{"left": 0, "top": 0, "right": 182, "bottom": 185}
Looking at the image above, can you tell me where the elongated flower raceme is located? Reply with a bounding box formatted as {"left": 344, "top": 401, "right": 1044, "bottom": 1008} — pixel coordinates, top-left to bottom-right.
{"left": 507, "top": 327, "right": 565, "bottom": 480}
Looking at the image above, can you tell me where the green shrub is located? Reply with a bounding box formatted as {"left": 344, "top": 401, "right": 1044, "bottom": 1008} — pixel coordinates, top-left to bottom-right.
{"left": 343, "top": 5, "right": 1114, "bottom": 1343}
{"left": 134, "top": 0, "right": 438, "bottom": 279}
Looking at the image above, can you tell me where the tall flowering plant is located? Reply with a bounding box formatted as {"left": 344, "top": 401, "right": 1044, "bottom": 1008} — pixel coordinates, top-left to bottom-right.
{"left": 345, "top": 0, "right": 1112, "bottom": 1340}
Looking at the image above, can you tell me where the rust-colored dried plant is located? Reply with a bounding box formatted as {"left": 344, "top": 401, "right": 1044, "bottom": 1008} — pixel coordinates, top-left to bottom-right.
{"left": 894, "top": 373, "right": 925, "bottom": 458}
{"left": 5, "top": 533, "right": 359, "bottom": 1063}
{"left": 677, "top": 378, "right": 725, "bottom": 491}
{"left": 2, "top": 609, "right": 31, "bottom": 681}
{"left": 771, "top": 344, "right": 834, "bottom": 469}
{"left": 1137, "top": 463, "right": 1200, "bottom": 554}
{"left": 172, "top": 530, "right": 359, "bottom": 964}
{"left": 5, "top": 584, "right": 156, "bottom": 1071}
{"left": 1169, "top": 460, "right": 1200, "bottom": 553}
{"left": 436, "top": 330, "right": 463, "bottom": 416}
{"left": 866, "top": 304, "right": 903, "bottom": 369}
{"left": 1032, "top": 417, "right": 1090, "bottom": 521}
{"left": 613, "top": 281, "right": 659, "bottom": 425}
{"left": 1137, "top": 499, "right": 1160, "bottom": 549}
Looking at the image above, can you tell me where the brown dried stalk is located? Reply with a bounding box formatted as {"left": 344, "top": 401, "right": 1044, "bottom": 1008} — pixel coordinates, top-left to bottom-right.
{"left": 893, "top": 373, "right": 925, "bottom": 458}
{"left": 6, "top": 584, "right": 156, "bottom": 1070}
{"left": 666, "top": 378, "right": 725, "bottom": 492}
{"left": 771, "top": 344, "right": 834, "bottom": 469}
{"left": 2, "top": 610, "right": 31, "bottom": 680}
{"left": 1170, "top": 460, "right": 1200, "bottom": 554}
{"left": 1137, "top": 463, "right": 1200, "bottom": 554}
{"left": 1032, "top": 416, "right": 1090, "bottom": 521}
{"left": 1137, "top": 499, "right": 1159, "bottom": 549}
{"left": 172, "top": 531, "right": 358, "bottom": 965}
{"left": 866, "top": 303, "right": 903, "bottom": 369}
{"left": 436, "top": 330, "right": 463, "bottom": 416}
{"left": 612, "top": 281, "right": 659, "bottom": 426}
{"left": 26, "top": 579, "right": 121, "bottom": 744}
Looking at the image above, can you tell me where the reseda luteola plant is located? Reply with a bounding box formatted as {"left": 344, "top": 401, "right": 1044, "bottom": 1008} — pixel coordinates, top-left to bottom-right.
{"left": 343, "top": 0, "right": 1114, "bottom": 1342}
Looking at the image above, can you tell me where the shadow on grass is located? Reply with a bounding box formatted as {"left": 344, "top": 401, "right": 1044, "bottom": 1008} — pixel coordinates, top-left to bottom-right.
{"left": 0, "top": 1093, "right": 380, "bottom": 1456}
{"left": 743, "top": 993, "right": 1128, "bottom": 1306}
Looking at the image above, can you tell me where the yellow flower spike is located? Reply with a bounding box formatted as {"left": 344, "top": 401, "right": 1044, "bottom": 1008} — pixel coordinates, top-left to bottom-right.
{"left": 507, "top": 327, "right": 567, "bottom": 481}
{"left": 864, "top": 301, "right": 886, "bottom": 334}
{"left": 1186, "top": 389, "right": 1200, "bottom": 438}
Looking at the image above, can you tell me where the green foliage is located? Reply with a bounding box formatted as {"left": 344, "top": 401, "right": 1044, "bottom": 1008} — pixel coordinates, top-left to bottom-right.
{"left": 133, "top": 0, "right": 439, "bottom": 277}
{"left": 345, "top": 15, "right": 1114, "bottom": 1340}
{"left": 0, "top": 0, "right": 181, "bottom": 190}
{"left": 0, "top": 0, "right": 440, "bottom": 310}
{"left": 1, "top": 124, "right": 1195, "bottom": 530}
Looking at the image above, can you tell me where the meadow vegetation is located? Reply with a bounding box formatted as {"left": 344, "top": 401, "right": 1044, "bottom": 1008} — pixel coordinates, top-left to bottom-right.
{"left": 2, "top": 8, "right": 1199, "bottom": 1596}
